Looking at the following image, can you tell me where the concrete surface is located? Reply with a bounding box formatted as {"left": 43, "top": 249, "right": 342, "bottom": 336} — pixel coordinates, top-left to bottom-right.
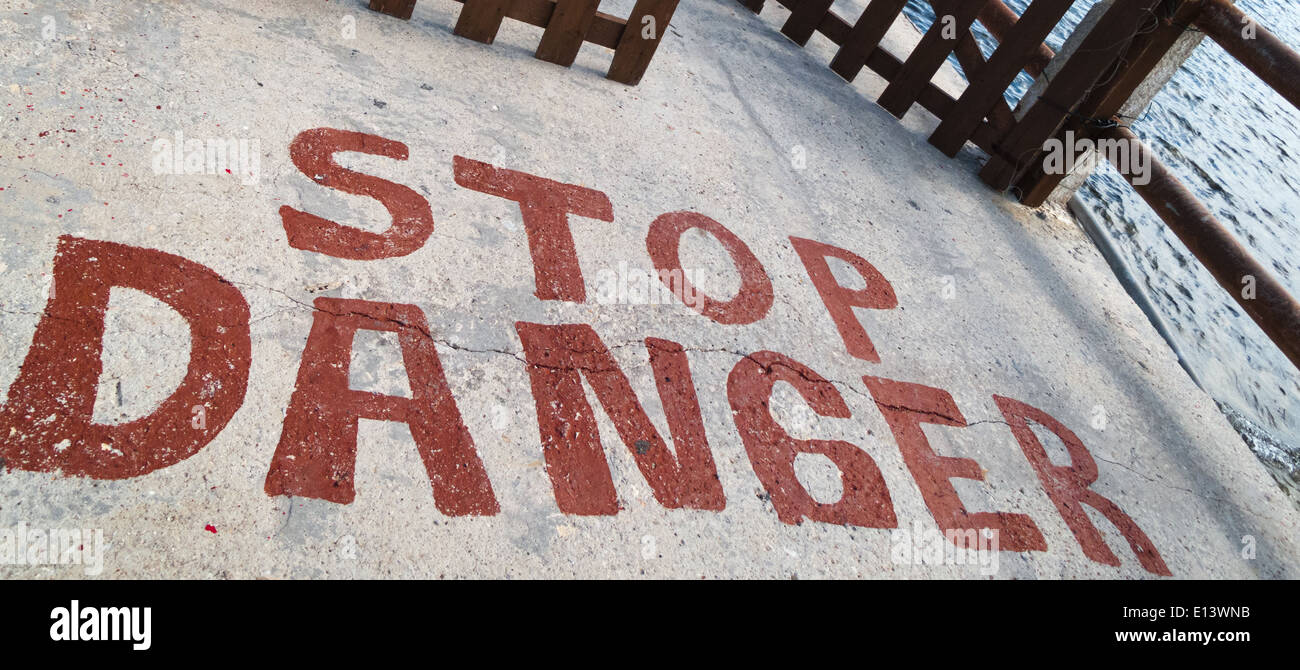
{"left": 0, "top": 0, "right": 1296, "bottom": 578}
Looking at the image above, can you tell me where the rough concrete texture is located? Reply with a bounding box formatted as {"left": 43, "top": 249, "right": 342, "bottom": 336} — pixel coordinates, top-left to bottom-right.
{"left": 0, "top": 0, "right": 1296, "bottom": 579}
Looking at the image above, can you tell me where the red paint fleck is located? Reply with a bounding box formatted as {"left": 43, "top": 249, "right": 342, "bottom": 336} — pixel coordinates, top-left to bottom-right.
{"left": 204, "top": 524, "right": 217, "bottom": 534}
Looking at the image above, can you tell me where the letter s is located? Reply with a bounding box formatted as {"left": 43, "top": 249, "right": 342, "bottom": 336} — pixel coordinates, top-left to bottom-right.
{"left": 279, "top": 127, "right": 435, "bottom": 260}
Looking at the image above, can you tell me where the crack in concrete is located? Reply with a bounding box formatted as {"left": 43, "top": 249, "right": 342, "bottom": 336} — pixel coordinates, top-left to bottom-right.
{"left": 871, "top": 399, "right": 964, "bottom": 424}
{"left": 3, "top": 289, "right": 1024, "bottom": 436}
{"left": 277, "top": 495, "right": 294, "bottom": 536}
{"left": 226, "top": 279, "right": 890, "bottom": 389}
{"left": 1092, "top": 454, "right": 1233, "bottom": 506}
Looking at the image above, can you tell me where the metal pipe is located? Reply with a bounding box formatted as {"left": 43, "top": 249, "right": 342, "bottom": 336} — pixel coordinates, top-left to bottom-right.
{"left": 1195, "top": 0, "right": 1300, "bottom": 111}
{"left": 977, "top": 0, "right": 1054, "bottom": 76}
{"left": 1102, "top": 125, "right": 1300, "bottom": 372}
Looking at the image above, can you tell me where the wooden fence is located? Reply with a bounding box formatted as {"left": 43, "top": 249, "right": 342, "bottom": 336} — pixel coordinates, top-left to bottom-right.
{"left": 369, "top": 0, "right": 680, "bottom": 85}
{"left": 735, "top": 0, "right": 1166, "bottom": 183}
{"left": 738, "top": 0, "right": 1300, "bottom": 373}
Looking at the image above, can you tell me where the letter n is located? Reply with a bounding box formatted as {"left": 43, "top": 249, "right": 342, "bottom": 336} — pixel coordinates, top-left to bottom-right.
{"left": 265, "top": 298, "right": 497, "bottom": 514}
{"left": 515, "top": 323, "right": 725, "bottom": 515}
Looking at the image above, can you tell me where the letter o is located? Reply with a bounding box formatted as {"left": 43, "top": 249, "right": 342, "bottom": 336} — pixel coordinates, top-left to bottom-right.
{"left": 645, "top": 211, "right": 774, "bottom": 325}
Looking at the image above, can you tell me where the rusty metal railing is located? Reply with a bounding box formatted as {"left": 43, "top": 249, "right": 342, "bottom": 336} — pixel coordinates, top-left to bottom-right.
{"left": 1103, "top": 125, "right": 1300, "bottom": 369}
{"left": 976, "top": 0, "right": 1055, "bottom": 76}
{"left": 1195, "top": 0, "right": 1300, "bottom": 111}
{"left": 1084, "top": 0, "right": 1300, "bottom": 371}
{"left": 985, "top": 0, "right": 1300, "bottom": 371}
{"left": 977, "top": 0, "right": 1300, "bottom": 371}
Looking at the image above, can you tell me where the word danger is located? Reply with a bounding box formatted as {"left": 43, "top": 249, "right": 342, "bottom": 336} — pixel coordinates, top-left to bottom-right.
{"left": 0, "top": 128, "right": 1170, "bottom": 576}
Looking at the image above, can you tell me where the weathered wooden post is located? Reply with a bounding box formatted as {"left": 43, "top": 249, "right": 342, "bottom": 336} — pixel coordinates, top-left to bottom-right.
{"left": 1004, "top": 0, "right": 1211, "bottom": 206}
{"left": 369, "top": 0, "right": 418, "bottom": 20}
{"left": 607, "top": 0, "right": 682, "bottom": 85}
{"left": 368, "top": 0, "right": 680, "bottom": 85}
{"left": 454, "top": 0, "right": 512, "bottom": 44}
{"left": 536, "top": 0, "right": 604, "bottom": 66}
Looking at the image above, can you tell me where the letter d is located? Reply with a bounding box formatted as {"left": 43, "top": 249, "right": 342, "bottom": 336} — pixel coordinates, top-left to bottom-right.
{"left": 0, "top": 236, "right": 251, "bottom": 479}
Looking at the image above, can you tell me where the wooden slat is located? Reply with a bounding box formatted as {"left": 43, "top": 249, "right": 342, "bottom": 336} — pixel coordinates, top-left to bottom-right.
{"left": 927, "top": 0, "right": 1074, "bottom": 157}
{"left": 770, "top": 0, "right": 1001, "bottom": 154}
{"left": 920, "top": 0, "right": 1014, "bottom": 133}
{"left": 607, "top": 0, "right": 681, "bottom": 85}
{"left": 1015, "top": 0, "right": 1200, "bottom": 206}
{"left": 864, "top": 42, "right": 1002, "bottom": 155}
{"left": 828, "top": 0, "right": 909, "bottom": 82}
{"left": 979, "top": 0, "right": 1164, "bottom": 192}
{"left": 877, "top": 0, "right": 990, "bottom": 118}
{"left": 980, "top": 0, "right": 1055, "bottom": 76}
{"left": 369, "top": 0, "right": 418, "bottom": 20}
{"left": 454, "top": 0, "right": 512, "bottom": 44}
{"left": 536, "top": 0, "right": 601, "bottom": 66}
{"left": 884, "top": 0, "right": 1013, "bottom": 133}
{"left": 949, "top": 27, "right": 1014, "bottom": 132}
{"left": 781, "top": 0, "right": 834, "bottom": 47}
{"left": 446, "top": 0, "right": 627, "bottom": 50}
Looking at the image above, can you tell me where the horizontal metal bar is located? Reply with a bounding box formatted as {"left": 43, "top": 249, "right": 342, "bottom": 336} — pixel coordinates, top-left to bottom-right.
{"left": 1194, "top": 0, "right": 1300, "bottom": 112}
{"left": 977, "top": 0, "right": 1054, "bottom": 76}
{"left": 1102, "top": 125, "right": 1300, "bottom": 372}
